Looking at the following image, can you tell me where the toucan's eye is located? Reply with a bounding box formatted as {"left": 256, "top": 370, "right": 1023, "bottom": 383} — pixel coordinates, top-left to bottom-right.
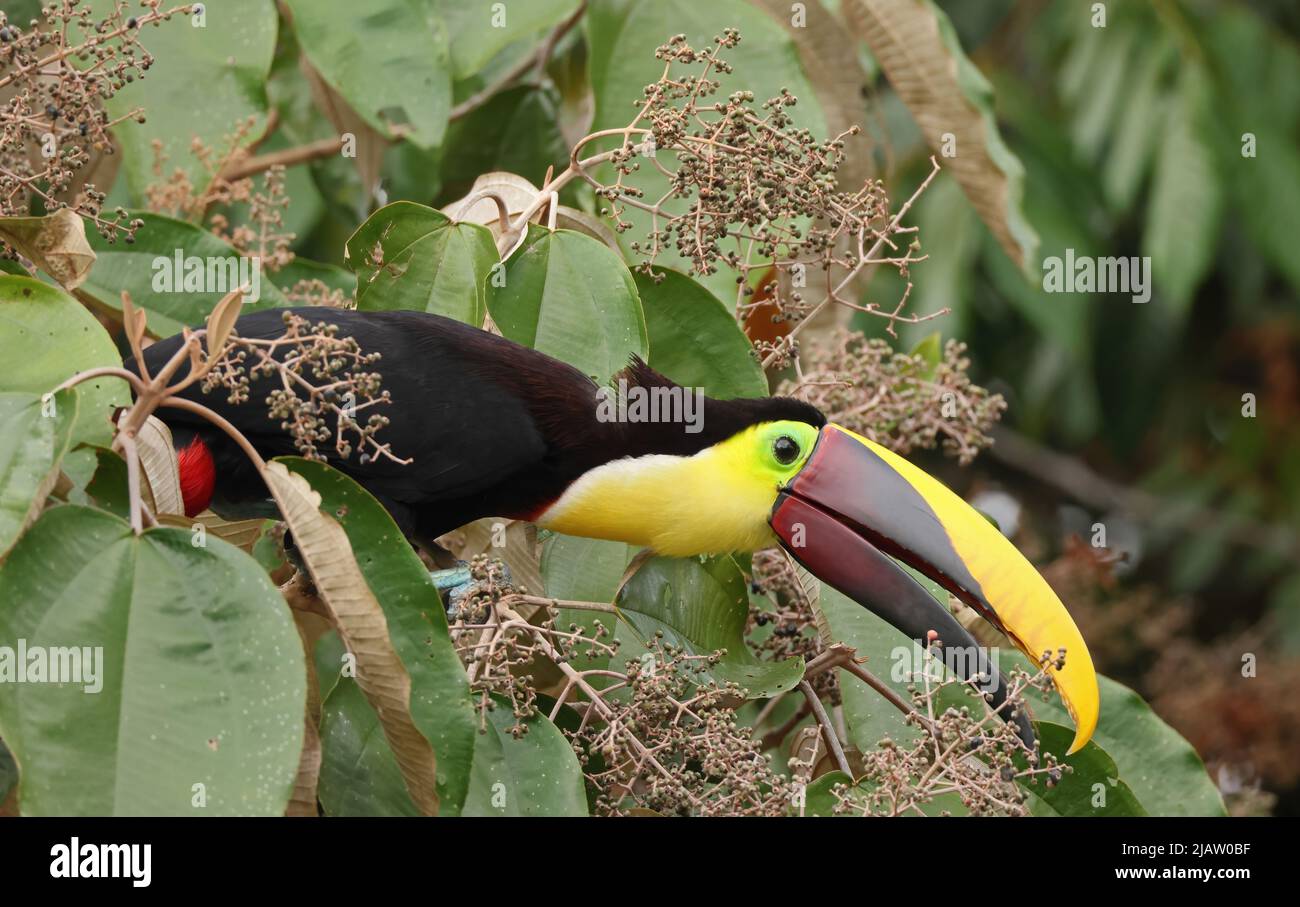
{"left": 773, "top": 435, "right": 800, "bottom": 465}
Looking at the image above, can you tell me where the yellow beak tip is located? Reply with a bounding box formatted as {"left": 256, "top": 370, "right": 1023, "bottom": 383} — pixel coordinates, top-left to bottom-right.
{"left": 1058, "top": 687, "right": 1099, "bottom": 755}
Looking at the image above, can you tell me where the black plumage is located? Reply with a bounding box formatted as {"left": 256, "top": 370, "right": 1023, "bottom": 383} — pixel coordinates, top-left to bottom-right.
{"left": 130, "top": 307, "right": 824, "bottom": 539}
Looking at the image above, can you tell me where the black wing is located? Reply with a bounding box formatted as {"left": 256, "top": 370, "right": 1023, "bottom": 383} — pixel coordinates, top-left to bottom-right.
{"left": 131, "top": 307, "right": 565, "bottom": 534}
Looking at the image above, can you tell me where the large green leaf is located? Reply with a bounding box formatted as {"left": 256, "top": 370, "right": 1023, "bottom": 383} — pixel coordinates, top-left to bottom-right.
{"left": 1019, "top": 722, "right": 1147, "bottom": 816}
{"left": 439, "top": 86, "right": 570, "bottom": 198}
{"left": 635, "top": 267, "right": 767, "bottom": 399}
{"left": 284, "top": 0, "right": 451, "bottom": 150}
{"left": 462, "top": 694, "right": 589, "bottom": 817}
{"left": 816, "top": 584, "right": 928, "bottom": 751}
{"left": 487, "top": 226, "right": 647, "bottom": 382}
{"left": 0, "top": 505, "right": 304, "bottom": 815}
{"left": 540, "top": 533, "right": 636, "bottom": 676}
{"left": 91, "top": 0, "right": 277, "bottom": 205}
{"left": 345, "top": 202, "right": 498, "bottom": 325}
{"left": 616, "top": 555, "right": 804, "bottom": 698}
{"left": 280, "top": 458, "right": 477, "bottom": 815}
{"left": 0, "top": 391, "right": 77, "bottom": 557}
{"left": 803, "top": 770, "right": 854, "bottom": 816}
{"left": 317, "top": 676, "right": 422, "bottom": 817}
{"left": 437, "top": 0, "right": 581, "bottom": 80}
{"left": 820, "top": 579, "right": 1220, "bottom": 816}
{"left": 0, "top": 276, "right": 128, "bottom": 447}
{"left": 801, "top": 723, "right": 1146, "bottom": 817}
{"left": 1000, "top": 652, "right": 1226, "bottom": 817}
{"left": 82, "top": 212, "right": 289, "bottom": 337}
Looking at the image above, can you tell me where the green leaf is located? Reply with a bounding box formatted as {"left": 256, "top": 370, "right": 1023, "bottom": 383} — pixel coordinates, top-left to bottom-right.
{"left": 1002, "top": 652, "right": 1226, "bottom": 817}
{"left": 82, "top": 212, "right": 289, "bottom": 337}
{"left": 0, "top": 505, "right": 305, "bottom": 816}
{"left": 439, "top": 86, "right": 570, "bottom": 198}
{"left": 840, "top": 0, "right": 1039, "bottom": 270}
{"left": 462, "top": 694, "right": 589, "bottom": 816}
{"left": 487, "top": 226, "right": 648, "bottom": 382}
{"left": 616, "top": 555, "right": 805, "bottom": 698}
{"left": 0, "top": 391, "right": 77, "bottom": 557}
{"left": 1068, "top": 29, "right": 1135, "bottom": 165}
{"left": 0, "top": 276, "right": 128, "bottom": 447}
{"left": 540, "top": 533, "right": 636, "bottom": 680}
{"left": 816, "top": 584, "right": 927, "bottom": 750}
{"left": 285, "top": 0, "right": 451, "bottom": 150}
{"left": 437, "top": 0, "right": 581, "bottom": 80}
{"left": 84, "top": 447, "right": 131, "bottom": 521}
{"left": 819, "top": 582, "right": 1151, "bottom": 815}
{"left": 345, "top": 202, "right": 498, "bottom": 325}
{"left": 280, "top": 458, "right": 477, "bottom": 815}
{"left": 1102, "top": 39, "right": 1175, "bottom": 213}
{"left": 909, "top": 331, "right": 942, "bottom": 377}
{"left": 803, "top": 770, "right": 854, "bottom": 816}
{"left": 634, "top": 267, "right": 767, "bottom": 399}
{"left": 91, "top": 0, "right": 277, "bottom": 205}
{"left": 273, "top": 258, "right": 359, "bottom": 298}
{"left": 1142, "top": 68, "right": 1222, "bottom": 319}
{"left": 317, "top": 676, "right": 422, "bottom": 817}
{"left": 1017, "top": 721, "right": 1147, "bottom": 816}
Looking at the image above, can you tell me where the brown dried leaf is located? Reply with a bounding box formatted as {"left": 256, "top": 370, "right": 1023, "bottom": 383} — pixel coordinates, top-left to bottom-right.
{"left": 205, "top": 288, "right": 245, "bottom": 358}
{"left": 156, "top": 512, "right": 270, "bottom": 552}
{"left": 841, "top": 0, "right": 1037, "bottom": 268}
{"left": 440, "top": 171, "right": 539, "bottom": 226}
{"left": 754, "top": 0, "right": 874, "bottom": 189}
{"left": 130, "top": 415, "right": 184, "bottom": 516}
{"left": 263, "top": 462, "right": 440, "bottom": 816}
{"left": 0, "top": 209, "right": 96, "bottom": 289}
{"left": 120, "top": 292, "right": 149, "bottom": 363}
{"left": 285, "top": 606, "right": 328, "bottom": 817}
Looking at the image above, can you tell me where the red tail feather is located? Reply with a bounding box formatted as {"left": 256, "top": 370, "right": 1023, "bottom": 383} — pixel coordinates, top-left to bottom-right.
{"left": 177, "top": 436, "right": 215, "bottom": 518}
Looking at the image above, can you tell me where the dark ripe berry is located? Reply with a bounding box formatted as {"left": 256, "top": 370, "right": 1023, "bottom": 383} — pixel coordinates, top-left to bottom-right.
{"left": 0, "top": 27, "right": 12, "bottom": 42}
{"left": 126, "top": 17, "right": 138, "bottom": 29}
{"left": 45, "top": 104, "right": 59, "bottom": 119}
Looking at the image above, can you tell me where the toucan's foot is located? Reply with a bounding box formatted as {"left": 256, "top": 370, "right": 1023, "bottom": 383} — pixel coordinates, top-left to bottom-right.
{"left": 430, "top": 563, "right": 473, "bottom": 614}
{"left": 430, "top": 561, "right": 515, "bottom": 616}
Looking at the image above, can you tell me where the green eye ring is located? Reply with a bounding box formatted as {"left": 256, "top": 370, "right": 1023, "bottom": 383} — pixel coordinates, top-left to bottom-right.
{"left": 773, "top": 435, "right": 800, "bottom": 465}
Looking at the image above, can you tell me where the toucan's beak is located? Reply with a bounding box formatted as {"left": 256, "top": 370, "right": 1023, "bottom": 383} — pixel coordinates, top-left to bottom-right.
{"left": 770, "top": 424, "right": 1098, "bottom": 754}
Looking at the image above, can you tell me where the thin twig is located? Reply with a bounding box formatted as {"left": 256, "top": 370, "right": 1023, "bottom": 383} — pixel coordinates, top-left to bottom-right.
{"left": 801, "top": 680, "right": 851, "bottom": 776}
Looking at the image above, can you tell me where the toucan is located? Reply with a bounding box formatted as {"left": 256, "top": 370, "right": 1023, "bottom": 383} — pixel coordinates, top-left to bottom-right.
{"left": 131, "top": 307, "right": 1099, "bottom": 753}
